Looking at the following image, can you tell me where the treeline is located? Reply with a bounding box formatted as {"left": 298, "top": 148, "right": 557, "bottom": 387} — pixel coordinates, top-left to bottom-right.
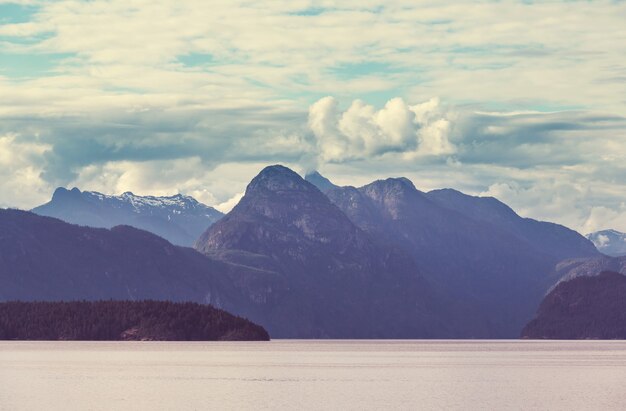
{"left": 0, "top": 300, "right": 269, "bottom": 341}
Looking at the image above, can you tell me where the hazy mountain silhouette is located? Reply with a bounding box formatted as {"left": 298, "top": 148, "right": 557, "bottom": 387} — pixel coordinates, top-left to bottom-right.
{"left": 426, "top": 188, "right": 598, "bottom": 261}
{"left": 305, "top": 171, "right": 339, "bottom": 192}
{"left": 320, "top": 172, "right": 598, "bottom": 337}
{"left": 0, "top": 209, "right": 256, "bottom": 317}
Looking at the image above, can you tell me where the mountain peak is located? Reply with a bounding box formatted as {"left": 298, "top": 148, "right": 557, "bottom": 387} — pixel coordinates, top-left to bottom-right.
{"left": 51, "top": 187, "right": 81, "bottom": 201}
{"left": 305, "top": 171, "right": 338, "bottom": 192}
{"left": 246, "top": 165, "right": 314, "bottom": 194}
{"left": 587, "top": 229, "right": 626, "bottom": 257}
{"left": 361, "top": 177, "right": 420, "bottom": 200}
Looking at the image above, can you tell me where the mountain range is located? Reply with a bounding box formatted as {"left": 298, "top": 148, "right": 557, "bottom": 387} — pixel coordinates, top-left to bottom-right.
{"left": 195, "top": 165, "right": 465, "bottom": 338}
{"left": 307, "top": 172, "right": 597, "bottom": 336}
{"left": 32, "top": 187, "right": 223, "bottom": 247}
{"left": 1, "top": 165, "right": 606, "bottom": 338}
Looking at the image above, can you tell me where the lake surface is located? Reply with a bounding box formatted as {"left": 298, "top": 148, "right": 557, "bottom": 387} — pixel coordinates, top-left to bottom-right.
{"left": 1, "top": 340, "right": 626, "bottom": 410}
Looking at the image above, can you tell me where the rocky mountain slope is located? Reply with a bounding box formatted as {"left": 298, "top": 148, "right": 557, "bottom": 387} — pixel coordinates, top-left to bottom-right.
{"left": 587, "top": 229, "right": 626, "bottom": 256}
{"left": 426, "top": 188, "right": 598, "bottom": 261}
{"left": 32, "top": 187, "right": 223, "bottom": 246}
{"left": 522, "top": 271, "right": 626, "bottom": 339}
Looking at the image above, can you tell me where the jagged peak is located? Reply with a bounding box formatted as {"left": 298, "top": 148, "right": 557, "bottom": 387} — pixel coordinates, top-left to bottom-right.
{"left": 51, "top": 187, "right": 81, "bottom": 201}
{"left": 46, "top": 186, "right": 217, "bottom": 212}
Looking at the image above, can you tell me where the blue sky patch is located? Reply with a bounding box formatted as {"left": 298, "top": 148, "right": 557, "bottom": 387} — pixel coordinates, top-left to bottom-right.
{"left": 0, "top": 3, "right": 39, "bottom": 24}
{"left": 0, "top": 52, "right": 72, "bottom": 78}
{"left": 288, "top": 7, "right": 328, "bottom": 16}
{"left": 177, "top": 53, "right": 215, "bottom": 68}
{"left": 329, "top": 61, "right": 400, "bottom": 79}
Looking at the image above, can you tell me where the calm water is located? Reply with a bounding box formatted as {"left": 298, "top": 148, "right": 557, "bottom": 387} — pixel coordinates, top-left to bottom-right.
{"left": 1, "top": 340, "right": 626, "bottom": 410}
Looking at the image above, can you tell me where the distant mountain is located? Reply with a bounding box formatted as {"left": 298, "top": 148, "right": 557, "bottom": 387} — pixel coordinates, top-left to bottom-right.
{"left": 587, "top": 229, "right": 626, "bottom": 256}
{"left": 426, "top": 188, "right": 598, "bottom": 261}
{"left": 522, "top": 271, "right": 626, "bottom": 339}
{"left": 305, "top": 171, "right": 339, "bottom": 192}
{"left": 195, "top": 165, "right": 468, "bottom": 339}
{"left": 323, "top": 173, "right": 599, "bottom": 337}
{"left": 5, "top": 166, "right": 605, "bottom": 339}
{"left": 0, "top": 300, "right": 269, "bottom": 341}
{"left": 32, "top": 187, "right": 223, "bottom": 246}
{"left": 0, "top": 209, "right": 254, "bottom": 314}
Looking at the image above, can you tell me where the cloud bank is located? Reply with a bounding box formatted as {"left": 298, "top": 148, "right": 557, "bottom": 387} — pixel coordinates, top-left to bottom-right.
{"left": 0, "top": 1, "right": 625, "bottom": 234}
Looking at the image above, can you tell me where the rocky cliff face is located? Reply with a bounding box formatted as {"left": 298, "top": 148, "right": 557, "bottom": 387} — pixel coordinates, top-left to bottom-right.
{"left": 32, "top": 188, "right": 223, "bottom": 246}
{"left": 196, "top": 165, "right": 460, "bottom": 338}
{"left": 522, "top": 271, "right": 626, "bottom": 339}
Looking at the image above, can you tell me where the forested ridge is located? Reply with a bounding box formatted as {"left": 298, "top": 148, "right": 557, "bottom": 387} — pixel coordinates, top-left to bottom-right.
{"left": 0, "top": 300, "right": 269, "bottom": 341}
{"left": 522, "top": 271, "right": 626, "bottom": 339}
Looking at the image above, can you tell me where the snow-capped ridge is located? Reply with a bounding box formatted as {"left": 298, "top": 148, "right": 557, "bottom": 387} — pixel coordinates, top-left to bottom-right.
{"left": 32, "top": 187, "right": 224, "bottom": 247}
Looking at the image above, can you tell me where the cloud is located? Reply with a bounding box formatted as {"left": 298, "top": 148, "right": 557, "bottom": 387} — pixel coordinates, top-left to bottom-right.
{"left": 215, "top": 192, "right": 244, "bottom": 213}
{"left": 480, "top": 178, "right": 626, "bottom": 235}
{"left": 1, "top": 1, "right": 625, "bottom": 234}
{"left": 581, "top": 206, "right": 626, "bottom": 235}
{"left": 308, "top": 96, "right": 455, "bottom": 163}
{"left": 593, "top": 234, "right": 610, "bottom": 247}
{"left": 0, "top": 133, "right": 50, "bottom": 208}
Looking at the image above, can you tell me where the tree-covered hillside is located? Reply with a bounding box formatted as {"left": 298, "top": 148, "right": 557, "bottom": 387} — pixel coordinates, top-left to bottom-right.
{"left": 0, "top": 300, "right": 269, "bottom": 341}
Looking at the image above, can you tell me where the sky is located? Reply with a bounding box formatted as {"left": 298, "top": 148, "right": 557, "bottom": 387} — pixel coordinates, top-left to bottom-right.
{"left": 0, "top": 0, "right": 625, "bottom": 234}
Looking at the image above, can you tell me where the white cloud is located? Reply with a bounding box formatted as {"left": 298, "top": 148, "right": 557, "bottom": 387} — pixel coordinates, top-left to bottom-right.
{"left": 215, "top": 192, "right": 244, "bottom": 213}
{"left": 308, "top": 96, "right": 455, "bottom": 163}
{"left": 0, "top": 133, "right": 51, "bottom": 208}
{"left": 582, "top": 206, "right": 626, "bottom": 235}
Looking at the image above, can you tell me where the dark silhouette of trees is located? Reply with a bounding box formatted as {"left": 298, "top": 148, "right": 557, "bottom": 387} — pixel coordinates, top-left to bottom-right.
{"left": 0, "top": 300, "right": 269, "bottom": 341}
{"left": 522, "top": 271, "right": 626, "bottom": 339}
